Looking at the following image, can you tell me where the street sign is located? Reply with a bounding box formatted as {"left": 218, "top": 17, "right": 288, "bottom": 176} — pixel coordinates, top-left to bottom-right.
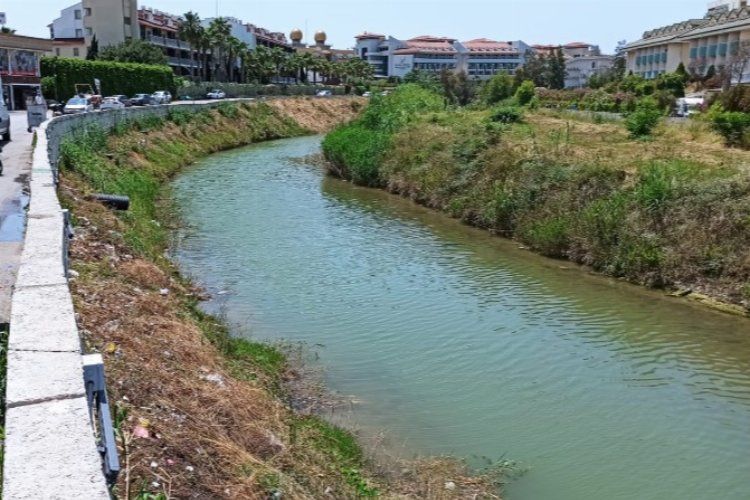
{"left": 0, "top": 13, "right": 7, "bottom": 25}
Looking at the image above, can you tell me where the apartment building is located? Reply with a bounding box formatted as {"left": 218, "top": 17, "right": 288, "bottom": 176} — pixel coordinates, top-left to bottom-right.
{"left": 531, "top": 42, "right": 614, "bottom": 88}
{"left": 138, "top": 7, "right": 197, "bottom": 75}
{"left": 354, "top": 32, "right": 529, "bottom": 79}
{"left": 82, "top": 0, "right": 139, "bottom": 47}
{"left": 625, "top": 0, "right": 750, "bottom": 81}
{"left": 48, "top": 3, "right": 87, "bottom": 58}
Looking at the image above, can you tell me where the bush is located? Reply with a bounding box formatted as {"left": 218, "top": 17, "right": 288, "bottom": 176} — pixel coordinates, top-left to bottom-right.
{"left": 322, "top": 85, "right": 443, "bottom": 185}
{"left": 515, "top": 80, "right": 536, "bottom": 107}
{"left": 489, "top": 105, "right": 524, "bottom": 124}
{"left": 625, "top": 98, "right": 662, "bottom": 137}
{"left": 481, "top": 72, "right": 516, "bottom": 105}
{"left": 709, "top": 106, "right": 750, "bottom": 147}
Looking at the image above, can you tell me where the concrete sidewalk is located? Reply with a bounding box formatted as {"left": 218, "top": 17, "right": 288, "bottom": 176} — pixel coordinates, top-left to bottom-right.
{"left": 0, "top": 110, "right": 36, "bottom": 323}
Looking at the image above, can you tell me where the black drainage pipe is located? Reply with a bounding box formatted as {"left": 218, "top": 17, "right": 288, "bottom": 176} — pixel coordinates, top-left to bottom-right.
{"left": 93, "top": 194, "right": 130, "bottom": 211}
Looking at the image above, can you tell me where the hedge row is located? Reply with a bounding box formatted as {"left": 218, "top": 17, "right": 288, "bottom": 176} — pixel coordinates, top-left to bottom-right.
{"left": 177, "top": 82, "right": 346, "bottom": 99}
{"left": 41, "top": 57, "right": 176, "bottom": 102}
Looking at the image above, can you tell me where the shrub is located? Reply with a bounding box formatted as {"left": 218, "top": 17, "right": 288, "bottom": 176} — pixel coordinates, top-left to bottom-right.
{"left": 489, "top": 105, "right": 524, "bottom": 124}
{"left": 624, "top": 98, "right": 662, "bottom": 137}
{"left": 709, "top": 106, "right": 750, "bottom": 147}
{"left": 514, "top": 80, "right": 536, "bottom": 107}
{"left": 481, "top": 72, "right": 516, "bottom": 105}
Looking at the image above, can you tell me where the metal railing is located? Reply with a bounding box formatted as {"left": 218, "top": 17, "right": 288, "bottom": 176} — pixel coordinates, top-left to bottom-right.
{"left": 83, "top": 354, "right": 121, "bottom": 485}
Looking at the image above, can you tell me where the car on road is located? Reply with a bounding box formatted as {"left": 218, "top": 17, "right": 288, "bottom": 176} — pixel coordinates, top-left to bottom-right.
{"left": 206, "top": 89, "right": 226, "bottom": 99}
{"left": 316, "top": 90, "right": 332, "bottom": 97}
{"left": 110, "top": 94, "right": 132, "bottom": 107}
{"left": 130, "top": 93, "right": 153, "bottom": 106}
{"left": 63, "top": 95, "right": 94, "bottom": 114}
{"left": 0, "top": 93, "right": 10, "bottom": 142}
{"left": 100, "top": 96, "right": 126, "bottom": 111}
{"left": 151, "top": 90, "right": 172, "bottom": 104}
{"left": 362, "top": 91, "right": 372, "bottom": 97}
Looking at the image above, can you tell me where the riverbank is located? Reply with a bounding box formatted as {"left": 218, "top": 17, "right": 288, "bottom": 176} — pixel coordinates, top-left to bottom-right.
{"left": 58, "top": 98, "right": 504, "bottom": 498}
{"left": 323, "top": 86, "right": 750, "bottom": 314}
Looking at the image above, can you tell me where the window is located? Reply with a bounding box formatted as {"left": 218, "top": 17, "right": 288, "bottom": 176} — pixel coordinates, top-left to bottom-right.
{"left": 55, "top": 48, "right": 60, "bottom": 56}
{"left": 124, "top": 16, "right": 131, "bottom": 25}
{"left": 75, "top": 28, "right": 82, "bottom": 37}
{"left": 73, "top": 47, "right": 79, "bottom": 57}
{"left": 85, "top": 7, "right": 91, "bottom": 16}
{"left": 86, "top": 27, "right": 92, "bottom": 36}
{"left": 74, "top": 9, "right": 81, "bottom": 19}
{"left": 690, "top": 47, "right": 698, "bottom": 59}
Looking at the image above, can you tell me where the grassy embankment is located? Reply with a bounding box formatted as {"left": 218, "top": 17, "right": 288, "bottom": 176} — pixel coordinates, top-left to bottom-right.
{"left": 323, "top": 85, "right": 750, "bottom": 312}
{"left": 57, "top": 98, "right": 504, "bottom": 499}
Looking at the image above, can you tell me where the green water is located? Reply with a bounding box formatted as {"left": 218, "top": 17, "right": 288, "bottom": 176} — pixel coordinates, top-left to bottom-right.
{"left": 170, "top": 135, "right": 750, "bottom": 500}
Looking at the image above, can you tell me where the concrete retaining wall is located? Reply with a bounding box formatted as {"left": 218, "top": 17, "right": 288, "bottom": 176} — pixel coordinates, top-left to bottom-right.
{"left": 4, "top": 101, "right": 244, "bottom": 498}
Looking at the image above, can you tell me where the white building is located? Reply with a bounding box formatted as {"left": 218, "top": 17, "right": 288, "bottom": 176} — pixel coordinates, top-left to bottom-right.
{"left": 565, "top": 55, "right": 615, "bottom": 88}
{"left": 354, "top": 33, "right": 528, "bottom": 79}
{"left": 48, "top": 2, "right": 87, "bottom": 58}
{"left": 625, "top": 1, "right": 750, "bottom": 81}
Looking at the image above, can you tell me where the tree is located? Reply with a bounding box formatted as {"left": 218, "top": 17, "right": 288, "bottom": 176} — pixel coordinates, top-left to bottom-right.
{"left": 481, "top": 71, "right": 515, "bottom": 104}
{"left": 207, "top": 17, "right": 231, "bottom": 81}
{"left": 86, "top": 34, "right": 99, "bottom": 60}
{"left": 546, "top": 48, "right": 567, "bottom": 89}
{"left": 515, "top": 80, "right": 536, "bottom": 106}
{"left": 725, "top": 41, "right": 750, "bottom": 89}
{"left": 98, "top": 39, "right": 167, "bottom": 65}
{"left": 178, "top": 11, "right": 204, "bottom": 79}
{"left": 0, "top": 27, "right": 15, "bottom": 34}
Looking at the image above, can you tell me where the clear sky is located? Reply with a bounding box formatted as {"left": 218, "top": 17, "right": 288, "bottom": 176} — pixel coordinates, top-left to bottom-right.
{"left": 4, "top": 0, "right": 714, "bottom": 53}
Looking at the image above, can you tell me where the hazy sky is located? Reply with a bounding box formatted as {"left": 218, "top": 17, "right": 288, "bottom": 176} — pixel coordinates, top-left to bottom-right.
{"left": 5, "top": 0, "right": 713, "bottom": 53}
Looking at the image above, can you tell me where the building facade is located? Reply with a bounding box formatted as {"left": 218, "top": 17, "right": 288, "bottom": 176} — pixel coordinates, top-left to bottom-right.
{"left": 625, "top": 1, "right": 750, "bottom": 81}
{"left": 354, "top": 33, "right": 528, "bottom": 79}
{"left": 1, "top": 34, "right": 53, "bottom": 110}
{"left": 48, "top": 2, "right": 87, "bottom": 58}
{"left": 82, "top": 0, "right": 140, "bottom": 48}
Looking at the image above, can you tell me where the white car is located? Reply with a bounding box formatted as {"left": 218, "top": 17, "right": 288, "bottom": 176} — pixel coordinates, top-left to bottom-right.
{"left": 362, "top": 91, "right": 372, "bottom": 97}
{"left": 151, "top": 90, "right": 172, "bottom": 104}
{"left": 206, "top": 89, "right": 226, "bottom": 99}
{"left": 63, "top": 96, "right": 94, "bottom": 114}
{"left": 316, "top": 90, "right": 332, "bottom": 97}
{"left": 100, "top": 96, "right": 125, "bottom": 110}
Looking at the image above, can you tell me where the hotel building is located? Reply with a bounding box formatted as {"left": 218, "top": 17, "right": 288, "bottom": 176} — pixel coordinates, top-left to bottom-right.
{"left": 625, "top": 0, "right": 750, "bottom": 80}
{"left": 354, "top": 33, "right": 530, "bottom": 79}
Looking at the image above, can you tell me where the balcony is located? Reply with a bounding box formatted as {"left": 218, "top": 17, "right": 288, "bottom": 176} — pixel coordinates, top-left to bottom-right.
{"left": 149, "top": 34, "right": 186, "bottom": 50}
{"left": 168, "top": 56, "right": 199, "bottom": 68}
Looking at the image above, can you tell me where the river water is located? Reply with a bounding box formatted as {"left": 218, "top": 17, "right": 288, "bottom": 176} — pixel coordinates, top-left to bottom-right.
{"left": 170, "top": 135, "right": 750, "bottom": 500}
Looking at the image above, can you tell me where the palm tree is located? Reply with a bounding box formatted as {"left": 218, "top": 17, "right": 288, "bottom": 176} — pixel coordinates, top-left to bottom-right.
{"left": 295, "top": 51, "right": 315, "bottom": 84}
{"left": 207, "top": 17, "right": 231, "bottom": 81}
{"left": 225, "top": 37, "right": 245, "bottom": 82}
{"left": 178, "top": 11, "right": 204, "bottom": 80}
{"left": 269, "top": 47, "right": 287, "bottom": 83}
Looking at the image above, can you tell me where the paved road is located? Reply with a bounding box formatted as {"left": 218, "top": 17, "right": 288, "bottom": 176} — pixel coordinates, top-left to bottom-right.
{"left": 0, "top": 111, "right": 36, "bottom": 323}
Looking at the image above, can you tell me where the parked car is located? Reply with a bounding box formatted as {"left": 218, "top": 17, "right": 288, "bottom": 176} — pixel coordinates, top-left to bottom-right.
{"left": 316, "top": 90, "right": 332, "bottom": 97}
{"left": 110, "top": 94, "right": 132, "bottom": 107}
{"left": 0, "top": 93, "right": 10, "bottom": 141}
{"left": 63, "top": 95, "right": 94, "bottom": 114}
{"left": 100, "top": 96, "right": 126, "bottom": 111}
{"left": 46, "top": 99, "right": 64, "bottom": 115}
{"left": 130, "top": 93, "right": 153, "bottom": 106}
{"left": 151, "top": 90, "right": 172, "bottom": 104}
{"left": 206, "top": 89, "right": 226, "bottom": 99}
{"left": 362, "top": 91, "right": 372, "bottom": 97}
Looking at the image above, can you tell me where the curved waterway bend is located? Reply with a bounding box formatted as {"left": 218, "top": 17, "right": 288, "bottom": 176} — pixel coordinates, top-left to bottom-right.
{"left": 170, "top": 135, "right": 750, "bottom": 500}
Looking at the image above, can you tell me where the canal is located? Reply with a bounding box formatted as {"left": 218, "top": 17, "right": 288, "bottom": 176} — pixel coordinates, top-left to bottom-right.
{"left": 170, "top": 135, "right": 750, "bottom": 500}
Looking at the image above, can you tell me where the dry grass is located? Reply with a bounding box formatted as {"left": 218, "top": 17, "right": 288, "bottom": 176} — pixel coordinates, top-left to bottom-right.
{"left": 267, "top": 97, "right": 365, "bottom": 133}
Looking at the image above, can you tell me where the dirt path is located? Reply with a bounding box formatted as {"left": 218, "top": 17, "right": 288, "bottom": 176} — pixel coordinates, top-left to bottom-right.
{"left": 0, "top": 110, "right": 35, "bottom": 323}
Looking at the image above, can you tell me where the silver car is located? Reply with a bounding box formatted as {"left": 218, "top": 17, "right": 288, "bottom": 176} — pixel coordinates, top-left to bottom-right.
{"left": 151, "top": 90, "right": 172, "bottom": 104}
{"left": 63, "top": 96, "right": 94, "bottom": 114}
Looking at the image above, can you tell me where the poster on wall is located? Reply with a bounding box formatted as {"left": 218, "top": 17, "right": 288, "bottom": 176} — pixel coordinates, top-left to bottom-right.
{"left": 0, "top": 48, "right": 9, "bottom": 75}
{"left": 11, "top": 50, "right": 38, "bottom": 76}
